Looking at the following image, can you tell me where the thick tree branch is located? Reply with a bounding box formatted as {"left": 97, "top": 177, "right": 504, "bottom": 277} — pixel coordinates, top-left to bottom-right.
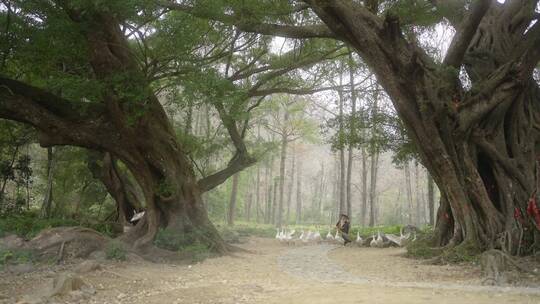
{"left": 0, "top": 77, "right": 117, "bottom": 149}
{"left": 159, "top": 1, "right": 338, "bottom": 40}
{"left": 248, "top": 84, "right": 346, "bottom": 97}
{"left": 443, "top": 0, "right": 491, "bottom": 68}
{"left": 197, "top": 152, "right": 256, "bottom": 193}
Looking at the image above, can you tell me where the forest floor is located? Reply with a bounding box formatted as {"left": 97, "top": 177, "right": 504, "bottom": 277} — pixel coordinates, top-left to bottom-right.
{"left": 2, "top": 237, "right": 540, "bottom": 304}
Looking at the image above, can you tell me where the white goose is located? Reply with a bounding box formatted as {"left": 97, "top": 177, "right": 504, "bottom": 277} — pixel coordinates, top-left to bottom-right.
{"left": 334, "top": 230, "right": 344, "bottom": 244}
{"left": 285, "top": 229, "right": 295, "bottom": 245}
{"left": 130, "top": 210, "right": 145, "bottom": 222}
{"left": 386, "top": 229, "right": 412, "bottom": 247}
{"left": 369, "top": 234, "right": 377, "bottom": 247}
{"left": 355, "top": 232, "right": 364, "bottom": 246}
{"left": 326, "top": 230, "right": 334, "bottom": 241}
{"left": 313, "top": 230, "right": 322, "bottom": 243}
{"left": 374, "top": 231, "right": 384, "bottom": 248}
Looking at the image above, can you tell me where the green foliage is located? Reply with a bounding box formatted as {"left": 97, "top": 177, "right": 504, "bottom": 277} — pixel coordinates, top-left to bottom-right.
{"left": 439, "top": 241, "right": 481, "bottom": 263}
{"left": 0, "top": 248, "right": 35, "bottom": 266}
{"left": 0, "top": 212, "right": 78, "bottom": 238}
{"left": 105, "top": 241, "right": 127, "bottom": 261}
{"left": 386, "top": 0, "right": 441, "bottom": 27}
{"left": 404, "top": 227, "right": 481, "bottom": 263}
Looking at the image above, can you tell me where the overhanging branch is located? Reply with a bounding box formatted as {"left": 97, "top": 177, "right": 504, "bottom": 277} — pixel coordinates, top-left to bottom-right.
{"left": 197, "top": 152, "right": 256, "bottom": 193}
{"left": 0, "top": 76, "right": 115, "bottom": 149}
{"left": 159, "top": 1, "right": 338, "bottom": 40}
{"left": 443, "top": 0, "right": 491, "bottom": 68}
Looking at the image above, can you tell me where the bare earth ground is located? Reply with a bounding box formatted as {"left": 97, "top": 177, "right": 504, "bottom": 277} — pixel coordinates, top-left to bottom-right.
{"left": 2, "top": 237, "right": 540, "bottom": 304}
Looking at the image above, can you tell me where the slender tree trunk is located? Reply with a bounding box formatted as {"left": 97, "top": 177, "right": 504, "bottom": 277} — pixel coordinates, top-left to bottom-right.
{"left": 318, "top": 163, "right": 325, "bottom": 222}
{"left": 346, "top": 52, "right": 357, "bottom": 218}
{"left": 338, "top": 85, "right": 347, "bottom": 216}
{"left": 185, "top": 100, "right": 193, "bottom": 135}
{"left": 368, "top": 150, "right": 379, "bottom": 227}
{"left": 245, "top": 190, "right": 252, "bottom": 222}
{"left": 286, "top": 147, "right": 295, "bottom": 225}
{"left": 272, "top": 178, "right": 278, "bottom": 226}
{"left": 256, "top": 164, "right": 261, "bottom": 223}
{"left": 332, "top": 155, "right": 339, "bottom": 224}
{"left": 361, "top": 146, "right": 368, "bottom": 226}
{"left": 277, "top": 111, "right": 289, "bottom": 228}
{"left": 428, "top": 173, "right": 435, "bottom": 226}
{"left": 415, "top": 162, "right": 421, "bottom": 226}
{"left": 296, "top": 156, "right": 302, "bottom": 224}
{"left": 255, "top": 126, "right": 261, "bottom": 223}
{"left": 404, "top": 162, "right": 413, "bottom": 225}
{"left": 227, "top": 173, "right": 239, "bottom": 226}
{"left": 265, "top": 157, "right": 274, "bottom": 224}
{"left": 40, "top": 147, "right": 55, "bottom": 219}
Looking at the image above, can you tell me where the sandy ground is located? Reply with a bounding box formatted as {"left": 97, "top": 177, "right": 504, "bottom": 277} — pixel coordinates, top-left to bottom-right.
{"left": 2, "top": 237, "right": 540, "bottom": 304}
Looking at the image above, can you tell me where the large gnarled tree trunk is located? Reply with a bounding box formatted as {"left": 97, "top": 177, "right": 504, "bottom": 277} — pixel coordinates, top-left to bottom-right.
{"left": 0, "top": 9, "right": 227, "bottom": 252}
{"left": 306, "top": 0, "right": 540, "bottom": 253}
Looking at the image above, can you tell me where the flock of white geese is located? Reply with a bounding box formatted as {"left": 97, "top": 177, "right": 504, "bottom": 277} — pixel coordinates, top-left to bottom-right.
{"left": 275, "top": 228, "right": 416, "bottom": 248}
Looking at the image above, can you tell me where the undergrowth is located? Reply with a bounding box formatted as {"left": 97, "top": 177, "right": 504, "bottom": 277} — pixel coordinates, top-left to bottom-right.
{"left": 0, "top": 211, "right": 119, "bottom": 239}
{"left": 0, "top": 248, "right": 35, "bottom": 266}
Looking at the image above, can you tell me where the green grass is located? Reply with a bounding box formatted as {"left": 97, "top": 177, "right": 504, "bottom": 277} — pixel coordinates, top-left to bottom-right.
{"left": 0, "top": 211, "right": 119, "bottom": 239}
{"left": 0, "top": 248, "right": 35, "bottom": 266}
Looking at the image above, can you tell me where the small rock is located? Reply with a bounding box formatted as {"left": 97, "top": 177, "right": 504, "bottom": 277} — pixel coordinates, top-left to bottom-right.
{"left": 49, "top": 272, "right": 88, "bottom": 297}
{"left": 117, "top": 293, "right": 126, "bottom": 299}
{"left": 74, "top": 260, "right": 101, "bottom": 274}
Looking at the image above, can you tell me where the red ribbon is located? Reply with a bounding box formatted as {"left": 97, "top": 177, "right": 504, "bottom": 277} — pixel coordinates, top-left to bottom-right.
{"left": 526, "top": 197, "right": 540, "bottom": 230}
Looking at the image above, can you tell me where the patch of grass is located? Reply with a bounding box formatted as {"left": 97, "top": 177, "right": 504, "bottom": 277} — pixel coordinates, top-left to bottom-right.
{"left": 406, "top": 234, "right": 441, "bottom": 259}
{"left": 105, "top": 241, "right": 127, "bottom": 261}
{"left": 0, "top": 248, "right": 35, "bottom": 266}
{"left": 439, "top": 241, "right": 481, "bottom": 263}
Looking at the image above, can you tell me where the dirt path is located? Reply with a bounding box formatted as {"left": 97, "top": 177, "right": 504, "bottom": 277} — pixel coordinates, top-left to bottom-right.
{"left": 2, "top": 238, "right": 540, "bottom": 304}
